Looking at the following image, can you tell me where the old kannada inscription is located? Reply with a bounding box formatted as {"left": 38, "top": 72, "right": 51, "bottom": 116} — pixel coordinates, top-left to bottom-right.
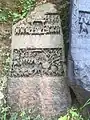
{"left": 15, "top": 13, "right": 61, "bottom": 35}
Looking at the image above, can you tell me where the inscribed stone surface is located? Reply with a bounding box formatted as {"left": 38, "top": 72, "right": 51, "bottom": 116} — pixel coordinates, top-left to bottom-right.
{"left": 8, "top": 3, "right": 71, "bottom": 117}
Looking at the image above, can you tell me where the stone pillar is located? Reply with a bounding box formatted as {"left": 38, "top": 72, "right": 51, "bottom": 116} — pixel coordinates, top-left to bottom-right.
{"left": 8, "top": 3, "right": 71, "bottom": 118}
{"left": 68, "top": 0, "right": 90, "bottom": 105}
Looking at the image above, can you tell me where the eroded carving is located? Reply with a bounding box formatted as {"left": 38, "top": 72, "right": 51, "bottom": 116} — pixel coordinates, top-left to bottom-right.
{"left": 10, "top": 48, "right": 64, "bottom": 77}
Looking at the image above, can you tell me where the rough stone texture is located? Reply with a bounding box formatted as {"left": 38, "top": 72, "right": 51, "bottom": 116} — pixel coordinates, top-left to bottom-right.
{"left": 8, "top": 3, "right": 71, "bottom": 118}
{"left": 8, "top": 77, "right": 70, "bottom": 117}
{"left": 68, "top": 0, "right": 90, "bottom": 105}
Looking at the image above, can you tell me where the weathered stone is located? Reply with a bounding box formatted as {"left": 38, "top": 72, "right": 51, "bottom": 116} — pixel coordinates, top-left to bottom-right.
{"left": 68, "top": 0, "right": 90, "bottom": 105}
{"left": 8, "top": 3, "right": 71, "bottom": 118}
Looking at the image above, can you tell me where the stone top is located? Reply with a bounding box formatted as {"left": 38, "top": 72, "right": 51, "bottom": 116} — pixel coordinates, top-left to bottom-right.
{"left": 27, "top": 3, "right": 57, "bottom": 21}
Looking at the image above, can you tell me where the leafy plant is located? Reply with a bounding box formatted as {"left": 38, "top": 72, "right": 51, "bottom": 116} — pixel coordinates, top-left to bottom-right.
{"left": 9, "top": 112, "right": 18, "bottom": 120}
{"left": 0, "top": 105, "right": 10, "bottom": 120}
{"left": 20, "top": 0, "right": 36, "bottom": 17}
{"left": 58, "top": 99, "right": 90, "bottom": 120}
{"left": 80, "top": 99, "right": 90, "bottom": 110}
{"left": 0, "top": 0, "right": 36, "bottom": 23}
{"left": 0, "top": 9, "right": 8, "bottom": 22}
{"left": 58, "top": 107, "right": 84, "bottom": 120}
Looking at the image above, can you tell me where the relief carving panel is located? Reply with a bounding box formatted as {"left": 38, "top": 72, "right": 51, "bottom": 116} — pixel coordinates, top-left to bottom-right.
{"left": 10, "top": 48, "right": 64, "bottom": 77}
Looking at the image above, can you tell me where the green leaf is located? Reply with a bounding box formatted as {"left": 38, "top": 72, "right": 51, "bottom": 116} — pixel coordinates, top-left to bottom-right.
{"left": 10, "top": 113, "right": 18, "bottom": 120}
{"left": 58, "top": 115, "right": 67, "bottom": 120}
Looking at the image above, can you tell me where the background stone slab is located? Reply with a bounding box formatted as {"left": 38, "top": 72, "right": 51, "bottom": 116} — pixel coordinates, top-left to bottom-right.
{"left": 68, "top": 0, "right": 90, "bottom": 105}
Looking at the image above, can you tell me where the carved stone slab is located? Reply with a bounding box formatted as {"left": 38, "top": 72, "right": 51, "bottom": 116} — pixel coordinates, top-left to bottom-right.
{"left": 8, "top": 3, "right": 71, "bottom": 118}
{"left": 68, "top": 0, "right": 90, "bottom": 104}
